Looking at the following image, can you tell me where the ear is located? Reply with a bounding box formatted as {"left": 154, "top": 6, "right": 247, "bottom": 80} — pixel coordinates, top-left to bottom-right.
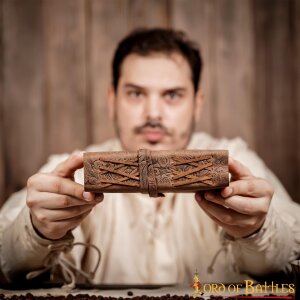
{"left": 194, "top": 88, "right": 205, "bottom": 123}
{"left": 107, "top": 85, "right": 116, "bottom": 121}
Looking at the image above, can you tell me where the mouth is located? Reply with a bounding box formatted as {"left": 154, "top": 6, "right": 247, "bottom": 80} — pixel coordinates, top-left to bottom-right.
{"left": 141, "top": 128, "right": 165, "bottom": 143}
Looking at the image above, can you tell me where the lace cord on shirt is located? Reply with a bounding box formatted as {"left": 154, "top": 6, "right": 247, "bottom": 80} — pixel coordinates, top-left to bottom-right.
{"left": 207, "top": 239, "right": 229, "bottom": 274}
{"left": 26, "top": 242, "right": 101, "bottom": 290}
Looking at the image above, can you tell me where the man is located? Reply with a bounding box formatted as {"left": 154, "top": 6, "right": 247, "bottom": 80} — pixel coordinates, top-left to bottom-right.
{"left": 0, "top": 28, "right": 299, "bottom": 287}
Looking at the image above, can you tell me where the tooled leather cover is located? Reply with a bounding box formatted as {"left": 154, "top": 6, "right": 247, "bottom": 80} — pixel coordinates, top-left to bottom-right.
{"left": 84, "top": 149, "right": 229, "bottom": 197}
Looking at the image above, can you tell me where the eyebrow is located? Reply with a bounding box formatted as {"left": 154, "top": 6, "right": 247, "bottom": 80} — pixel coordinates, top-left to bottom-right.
{"left": 124, "top": 83, "right": 146, "bottom": 91}
{"left": 163, "top": 87, "right": 187, "bottom": 93}
{"left": 124, "top": 83, "right": 187, "bottom": 93}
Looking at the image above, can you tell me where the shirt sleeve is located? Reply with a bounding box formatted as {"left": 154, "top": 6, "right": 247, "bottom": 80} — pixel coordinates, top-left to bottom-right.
{"left": 1, "top": 205, "right": 74, "bottom": 282}
{"left": 0, "top": 153, "right": 75, "bottom": 282}
{"left": 0, "top": 141, "right": 115, "bottom": 284}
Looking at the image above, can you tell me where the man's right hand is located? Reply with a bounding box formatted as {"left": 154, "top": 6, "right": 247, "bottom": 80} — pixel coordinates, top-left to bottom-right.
{"left": 26, "top": 153, "right": 103, "bottom": 240}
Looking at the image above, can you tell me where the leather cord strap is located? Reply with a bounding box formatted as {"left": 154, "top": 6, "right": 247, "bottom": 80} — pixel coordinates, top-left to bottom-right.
{"left": 138, "top": 149, "right": 163, "bottom": 197}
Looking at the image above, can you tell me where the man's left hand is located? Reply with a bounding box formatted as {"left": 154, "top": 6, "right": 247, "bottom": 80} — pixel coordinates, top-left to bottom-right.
{"left": 195, "top": 157, "right": 274, "bottom": 239}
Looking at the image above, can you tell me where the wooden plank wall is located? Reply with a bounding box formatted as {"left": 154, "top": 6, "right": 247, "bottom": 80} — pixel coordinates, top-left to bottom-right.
{"left": 296, "top": 0, "right": 300, "bottom": 202}
{"left": 2, "top": 0, "right": 46, "bottom": 200}
{"left": 1, "top": 0, "right": 299, "bottom": 206}
{"left": 0, "top": 0, "right": 4, "bottom": 204}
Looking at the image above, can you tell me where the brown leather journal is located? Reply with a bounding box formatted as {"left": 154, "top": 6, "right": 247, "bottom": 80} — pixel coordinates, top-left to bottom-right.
{"left": 84, "top": 149, "right": 229, "bottom": 197}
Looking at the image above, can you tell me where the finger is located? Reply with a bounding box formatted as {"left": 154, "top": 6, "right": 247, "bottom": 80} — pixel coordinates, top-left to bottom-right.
{"left": 195, "top": 193, "right": 241, "bottom": 230}
{"left": 30, "top": 174, "right": 86, "bottom": 200}
{"left": 53, "top": 210, "right": 92, "bottom": 234}
{"left": 198, "top": 202, "right": 236, "bottom": 228}
{"left": 195, "top": 192, "right": 204, "bottom": 202}
{"left": 195, "top": 193, "right": 265, "bottom": 239}
{"left": 27, "top": 192, "right": 103, "bottom": 209}
{"left": 201, "top": 207, "right": 263, "bottom": 239}
{"left": 39, "top": 210, "right": 92, "bottom": 240}
{"left": 229, "top": 157, "right": 253, "bottom": 180}
{"left": 36, "top": 204, "right": 96, "bottom": 222}
{"left": 196, "top": 197, "right": 256, "bottom": 226}
{"left": 203, "top": 191, "right": 269, "bottom": 215}
{"left": 95, "top": 193, "right": 104, "bottom": 202}
{"left": 52, "top": 152, "right": 84, "bottom": 178}
{"left": 221, "top": 178, "right": 273, "bottom": 198}
{"left": 197, "top": 205, "right": 244, "bottom": 237}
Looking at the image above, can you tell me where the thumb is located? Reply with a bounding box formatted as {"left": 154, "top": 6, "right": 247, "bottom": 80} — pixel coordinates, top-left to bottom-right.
{"left": 52, "top": 152, "right": 84, "bottom": 178}
{"left": 229, "top": 157, "right": 253, "bottom": 180}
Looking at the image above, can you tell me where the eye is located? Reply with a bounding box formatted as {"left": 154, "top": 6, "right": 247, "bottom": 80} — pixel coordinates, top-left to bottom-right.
{"left": 128, "top": 90, "right": 143, "bottom": 98}
{"left": 165, "top": 91, "right": 182, "bottom": 102}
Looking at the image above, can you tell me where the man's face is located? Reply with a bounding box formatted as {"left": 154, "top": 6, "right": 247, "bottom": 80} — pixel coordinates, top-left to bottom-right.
{"left": 108, "top": 52, "right": 204, "bottom": 151}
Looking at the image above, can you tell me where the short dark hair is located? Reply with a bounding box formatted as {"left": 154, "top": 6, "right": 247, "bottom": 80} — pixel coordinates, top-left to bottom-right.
{"left": 112, "top": 28, "right": 202, "bottom": 92}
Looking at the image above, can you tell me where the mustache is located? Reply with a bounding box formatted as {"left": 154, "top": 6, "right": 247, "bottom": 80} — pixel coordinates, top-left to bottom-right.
{"left": 133, "top": 120, "right": 172, "bottom": 135}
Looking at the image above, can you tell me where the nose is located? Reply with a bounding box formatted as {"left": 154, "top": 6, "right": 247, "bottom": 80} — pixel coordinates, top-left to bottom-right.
{"left": 144, "top": 94, "right": 162, "bottom": 120}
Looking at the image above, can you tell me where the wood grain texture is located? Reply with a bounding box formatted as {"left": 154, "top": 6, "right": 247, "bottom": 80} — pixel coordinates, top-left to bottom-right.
{"left": 214, "top": 0, "right": 255, "bottom": 148}
{"left": 1, "top": 0, "right": 299, "bottom": 206}
{"left": 126, "top": 0, "right": 170, "bottom": 30}
{"left": 43, "top": 0, "right": 87, "bottom": 154}
{"left": 293, "top": 0, "right": 300, "bottom": 200}
{"left": 0, "top": 0, "right": 4, "bottom": 201}
{"left": 89, "top": 0, "right": 127, "bottom": 144}
{"left": 2, "top": 0, "right": 46, "bottom": 201}
{"left": 254, "top": 0, "right": 298, "bottom": 199}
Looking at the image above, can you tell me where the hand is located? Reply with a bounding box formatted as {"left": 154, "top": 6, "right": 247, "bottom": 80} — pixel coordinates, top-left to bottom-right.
{"left": 26, "top": 153, "right": 103, "bottom": 240}
{"left": 195, "top": 157, "right": 274, "bottom": 239}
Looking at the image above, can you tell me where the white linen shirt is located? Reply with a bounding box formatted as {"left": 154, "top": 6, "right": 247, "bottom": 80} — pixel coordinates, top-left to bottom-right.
{"left": 0, "top": 132, "right": 299, "bottom": 284}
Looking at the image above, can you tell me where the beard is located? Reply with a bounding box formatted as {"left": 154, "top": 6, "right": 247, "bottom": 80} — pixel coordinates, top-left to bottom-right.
{"left": 113, "top": 111, "right": 196, "bottom": 151}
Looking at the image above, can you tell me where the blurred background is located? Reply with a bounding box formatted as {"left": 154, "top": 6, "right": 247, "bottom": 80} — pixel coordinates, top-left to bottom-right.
{"left": 0, "top": 0, "right": 299, "bottom": 206}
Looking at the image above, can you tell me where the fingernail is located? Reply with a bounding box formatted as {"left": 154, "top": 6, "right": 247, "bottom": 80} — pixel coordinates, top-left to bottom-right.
{"left": 227, "top": 187, "right": 233, "bottom": 196}
{"left": 74, "top": 151, "right": 84, "bottom": 157}
{"left": 195, "top": 193, "right": 202, "bottom": 202}
{"left": 83, "top": 191, "right": 93, "bottom": 201}
{"left": 205, "top": 192, "right": 214, "bottom": 200}
{"left": 222, "top": 187, "right": 232, "bottom": 197}
{"left": 95, "top": 194, "right": 103, "bottom": 202}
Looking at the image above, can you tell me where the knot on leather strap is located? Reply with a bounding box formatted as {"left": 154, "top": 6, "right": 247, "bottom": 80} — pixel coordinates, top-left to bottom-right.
{"left": 138, "top": 149, "right": 163, "bottom": 198}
